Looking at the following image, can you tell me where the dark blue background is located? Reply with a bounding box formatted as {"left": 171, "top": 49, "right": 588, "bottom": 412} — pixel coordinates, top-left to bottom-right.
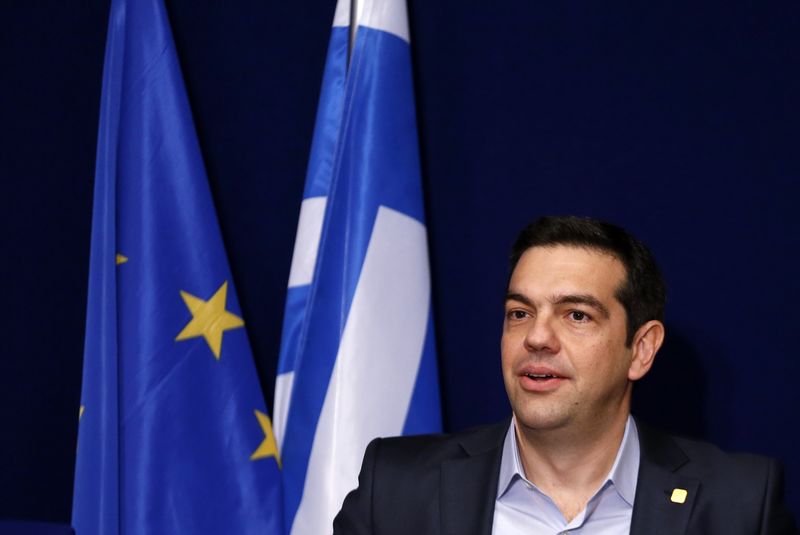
{"left": 1, "top": 0, "right": 798, "bottom": 525}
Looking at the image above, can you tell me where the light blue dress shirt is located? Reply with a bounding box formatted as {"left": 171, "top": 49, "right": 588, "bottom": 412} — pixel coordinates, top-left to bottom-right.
{"left": 492, "top": 416, "right": 640, "bottom": 534}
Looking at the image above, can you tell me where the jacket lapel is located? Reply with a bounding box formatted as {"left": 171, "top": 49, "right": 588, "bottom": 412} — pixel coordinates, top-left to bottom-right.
{"left": 438, "top": 419, "right": 703, "bottom": 535}
{"left": 440, "top": 421, "right": 507, "bottom": 535}
{"left": 630, "top": 423, "right": 700, "bottom": 535}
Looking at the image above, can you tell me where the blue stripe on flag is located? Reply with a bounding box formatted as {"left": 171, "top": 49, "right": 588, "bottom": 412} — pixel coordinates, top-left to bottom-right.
{"left": 402, "top": 311, "right": 442, "bottom": 436}
{"left": 276, "top": 285, "right": 311, "bottom": 375}
{"left": 304, "top": 27, "right": 350, "bottom": 199}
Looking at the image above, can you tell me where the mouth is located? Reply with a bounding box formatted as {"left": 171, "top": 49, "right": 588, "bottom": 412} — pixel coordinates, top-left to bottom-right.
{"left": 518, "top": 368, "right": 567, "bottom": 392}
{"left": 523, "top": 373, "right": 562, "bottom": 381}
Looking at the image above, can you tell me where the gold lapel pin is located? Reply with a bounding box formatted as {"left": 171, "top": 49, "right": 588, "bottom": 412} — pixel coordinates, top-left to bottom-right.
{"left": 670, "top": 488, "right": 688, "bottom": 504}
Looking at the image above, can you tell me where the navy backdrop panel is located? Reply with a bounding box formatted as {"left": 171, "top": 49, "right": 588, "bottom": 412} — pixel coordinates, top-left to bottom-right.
{"left": 1, "top": 0, "right": 797, "bottom": 524}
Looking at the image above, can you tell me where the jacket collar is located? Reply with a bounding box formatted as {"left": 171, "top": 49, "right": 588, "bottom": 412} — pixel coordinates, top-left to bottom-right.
{"left": 629, "top": 420, "right": 700, "bottom": 535}
{"left": 440, "top": 419, "right": 508, "bottom": 535}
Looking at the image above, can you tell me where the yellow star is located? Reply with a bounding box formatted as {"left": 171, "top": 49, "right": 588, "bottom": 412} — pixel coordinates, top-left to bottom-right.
{"left": 175, "top": 281, "right": 244, "bottom": 360}
{"left": 79, "top": 405, "right": 85, "bottom": 419}
{"left": 251, "top": 410, "right": 281, "bottom": 467}
{"left": 116, "top": 253, "right": 128, "bottom": 265}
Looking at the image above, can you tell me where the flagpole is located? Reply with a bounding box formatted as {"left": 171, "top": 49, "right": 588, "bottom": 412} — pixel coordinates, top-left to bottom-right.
{"left": 348, "top": 0, "right": 358, "bottom": 64}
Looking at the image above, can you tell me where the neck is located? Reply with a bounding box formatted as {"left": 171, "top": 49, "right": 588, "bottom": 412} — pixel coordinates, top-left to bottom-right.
{"left": 514, "top": 404, "right": 630, "bottom": 521}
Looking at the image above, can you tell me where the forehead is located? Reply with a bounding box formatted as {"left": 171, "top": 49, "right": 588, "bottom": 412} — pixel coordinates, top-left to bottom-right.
{"left": 508, "top": 245, "right": 626, "bottom": 298}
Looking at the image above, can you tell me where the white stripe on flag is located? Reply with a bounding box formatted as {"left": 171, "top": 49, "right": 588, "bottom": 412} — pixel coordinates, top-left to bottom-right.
{"left": 287, "top": 196, "right": 328, "bottom": 288}
{"left": 290, "top": 206, "right": 431, "bottom": 535}
{"left": 332, "top": 0, "right": 410, "bottom": 44}
{"left": 273, "top": 371, "right": 294, "bottom": 452}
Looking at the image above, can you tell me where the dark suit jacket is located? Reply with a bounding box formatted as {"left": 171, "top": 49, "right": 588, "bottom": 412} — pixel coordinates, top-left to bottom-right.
{"left": 334, "top": 419, "right": 798, "bottom": 534}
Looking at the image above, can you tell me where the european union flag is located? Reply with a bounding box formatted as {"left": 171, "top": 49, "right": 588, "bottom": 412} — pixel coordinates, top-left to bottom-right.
{"left": 273, "top": 0, "right": 442, "bottom": 533}
{"left": 71, "top": 1, "right": 282, "bottom": 534}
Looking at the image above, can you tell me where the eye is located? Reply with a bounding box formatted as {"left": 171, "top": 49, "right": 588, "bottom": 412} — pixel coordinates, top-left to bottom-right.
{"left": 506, "top": 309, "right": 529, "bottom": 320}
{"left": 568, "top": 310, "right": 591, "bottom": 322}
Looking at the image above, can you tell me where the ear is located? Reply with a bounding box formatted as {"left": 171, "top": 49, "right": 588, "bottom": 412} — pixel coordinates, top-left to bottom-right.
{"left": 628, "top": 320, "right": 665, "bottom": 381}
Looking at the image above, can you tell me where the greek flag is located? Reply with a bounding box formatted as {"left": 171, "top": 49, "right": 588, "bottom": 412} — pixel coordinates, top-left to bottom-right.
{"left": 273, "top": 0, "right": 442, "bottom": 533}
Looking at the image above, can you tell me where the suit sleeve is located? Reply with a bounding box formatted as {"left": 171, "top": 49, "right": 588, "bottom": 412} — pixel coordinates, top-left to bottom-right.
{"left": 333, "top": 438, "right": 381, "bottom": 535}
{"left": 759, "top": 458, "right": 799, "bottom": 535}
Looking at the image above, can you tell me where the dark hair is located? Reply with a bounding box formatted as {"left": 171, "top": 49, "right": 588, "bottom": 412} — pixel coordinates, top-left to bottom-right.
{"left": 509, "top": 216, "right": 666, "bottom": 346}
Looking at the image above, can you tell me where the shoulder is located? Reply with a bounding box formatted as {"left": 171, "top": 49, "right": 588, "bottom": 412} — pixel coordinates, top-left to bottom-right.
{"left": 673, "top": 433, "right": 774, "bottom": 472}
{"left": 639, "top": 422, "right": 778, "bottom": 484}
{"left": 636, "top": 422, "right": 798, "bottom": 533}
{"left": 333, "top": 420, "right": 508, "bottom": 534}
{"left": 364, "top": 419, "right": 509, "bottom": 470}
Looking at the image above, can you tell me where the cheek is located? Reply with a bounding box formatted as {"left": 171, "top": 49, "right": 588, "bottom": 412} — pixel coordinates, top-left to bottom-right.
{"left": 500, "top": 337, "right": 514, "bottom": 372}
{"left": 500, "top": 327, "right": 522, "bottom": 353}
{"left": 500, "top": 331, "right": 526, "bottom": 378}
{"left": 574, "top": 339, "right": 629, "bottom": 377}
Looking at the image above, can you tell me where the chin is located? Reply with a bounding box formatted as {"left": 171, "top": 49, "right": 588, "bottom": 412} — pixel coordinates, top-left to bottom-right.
{"left": 513, "top": 409, "right": 573, "bottom": 432}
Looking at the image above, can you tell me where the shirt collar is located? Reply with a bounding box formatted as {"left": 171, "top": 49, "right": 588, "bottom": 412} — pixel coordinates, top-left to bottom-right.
{"left": 497, "top": 414, "right": 640, "bottom": 506}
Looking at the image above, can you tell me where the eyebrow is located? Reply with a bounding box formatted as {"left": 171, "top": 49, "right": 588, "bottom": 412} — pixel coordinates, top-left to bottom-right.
{"left": 505, "top": 292, "right": 534, "bottom": 308}
{"left": 505, "top": 292, "right": 611, "bottom": 319}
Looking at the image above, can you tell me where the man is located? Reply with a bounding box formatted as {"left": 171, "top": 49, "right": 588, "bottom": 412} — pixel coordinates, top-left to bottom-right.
{"left": 334, "top": 216, "right": 797, "bottom": 534}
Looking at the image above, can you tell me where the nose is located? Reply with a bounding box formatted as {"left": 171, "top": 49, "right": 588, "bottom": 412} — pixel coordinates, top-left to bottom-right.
{"left": 523, "top": 313, "right": 560, "bottom": 354}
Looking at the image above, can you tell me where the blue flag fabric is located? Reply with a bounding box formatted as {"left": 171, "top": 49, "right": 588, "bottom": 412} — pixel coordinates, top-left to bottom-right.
{"left": 273, "top": 1, "right": 442, "bottom": 533}
{"left": 71, "top": 1, "right": 282, "bottom": 534}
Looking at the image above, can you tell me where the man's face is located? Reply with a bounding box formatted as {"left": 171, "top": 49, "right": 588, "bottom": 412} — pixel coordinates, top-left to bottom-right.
{"left": 501, "top": 245, "right": 635, "bottom": 433}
